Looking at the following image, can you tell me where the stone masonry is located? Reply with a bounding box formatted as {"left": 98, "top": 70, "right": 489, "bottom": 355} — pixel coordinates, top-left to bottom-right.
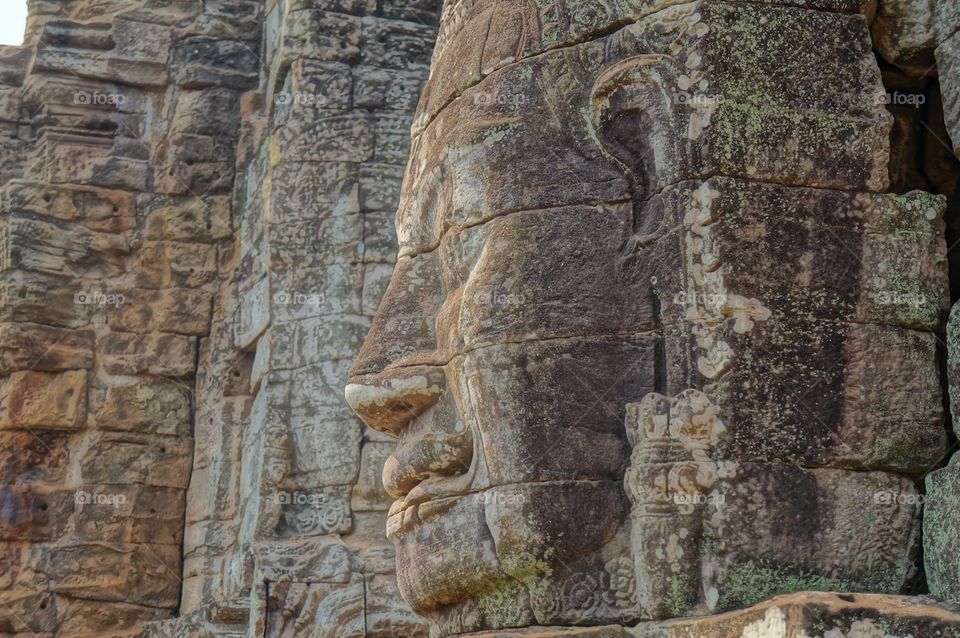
{"left": 3, "top": 1, "right": 960, "bottom": 638}
{"left": 0, "top": 0, "right": 440, "bottom": 636}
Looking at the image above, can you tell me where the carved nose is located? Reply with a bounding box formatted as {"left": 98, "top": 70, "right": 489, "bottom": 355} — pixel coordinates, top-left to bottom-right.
{"left": 345, "top": 367, "right": 446, "bottom": 436}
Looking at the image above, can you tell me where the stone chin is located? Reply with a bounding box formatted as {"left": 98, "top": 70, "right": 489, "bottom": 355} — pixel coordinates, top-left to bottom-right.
{"left": 386, "top": 477, "right": 633, "bottom": 636}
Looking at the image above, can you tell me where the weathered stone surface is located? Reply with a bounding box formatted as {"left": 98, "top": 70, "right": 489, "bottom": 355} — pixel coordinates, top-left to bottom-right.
{"left": 99, "top": 332, "right": 198, "bottom": 377}
{"left": 634, "top": 592, "right": 960, "bottom": 637}
{"left": 8, "top": 0, "right": 960, "bottom": 637}
{"left": 73, "top": 485, "right": 185, "bottom": 545}
{"left": 172, "top": 37, "right": 260, "bottom": 89}
{"left": 132, "top": 241, "right": 218, "bottom": 289}
{"left": 873, "top": 1, "right": 960, "bottom": 75}
{"left": 939, "top": 32, "right": 960, "bottom": 157}
{"left": 0, "top": 323, "right": 94, "bottom": 374}
{"left": 0, "top": 271, "right": 92, "bottom": 329}
{"left": 0, "top": 213, "right": 128, "bottom": 278}
{"left": 0, "top": 431, "right": 70, "bottom": 485}
{"left": 926, "top": 464, "right": 960, "bottom": 605}
{"left": 252, "top": 537, "right": 351, "bottom": 583}
{"left": 1, "top": 370, "right": 86, "bottom": 430}
{"left": 91, "top": 377, "right": 192, "bottom": 436}
{"left": 0, "top": 179, "right": 135, "bottom": 233}
{"left": 38, "top": 542, "right": 181, "bottom": 607}
{"left": 345, "top": 1, "right": 956, "bottom": 636}
{"left": 109, "top": 288, "right": 213, "bottom": 336}
{"left": 78, "top": 432, "right": 193, "bottom": 489}
{"left": 265, "top": 581, "right": 366, "bottom": 637}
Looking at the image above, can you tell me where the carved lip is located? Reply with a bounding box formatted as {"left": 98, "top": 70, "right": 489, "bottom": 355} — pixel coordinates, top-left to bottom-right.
{"left": 386, "top": 491, "right": 461, "bottom": 539}
{"left": 386, "top": 469, "right": 480, "bottom": 539}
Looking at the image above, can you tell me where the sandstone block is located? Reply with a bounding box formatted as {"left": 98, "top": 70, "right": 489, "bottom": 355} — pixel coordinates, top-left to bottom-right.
{"left": 78, "top": 432, "right": 193, "bottom": 489}
{"left": 0, "top": 179, "right": 135, "bottom": 233}
{"left": 184, "top": 459, "right": 240, "bottom": 524}
{"left": 0, "top": 486, "right": 73, "bottom": 542}
{"left": 360, "top": 17, "right": 436, "bottom": 70}
{"left": 0, "top": 213, "right": 128, "bottom": 278}
{"left": 275, "top": 485, "right": 352, "bottom": 537}
{"left": 924, "top": 464, "right": 960, "bottom": 604}
{"left": 154, "top": 133, "right": 237, "bottom": 195}
{"left": 279, "top": 59, "right": 352, "bottom": 112}
{"left": 265, "top": 581, "right": 364, "bottom": 638}
{"left": 0, "top": 271, "right": 93, "bottom": 328}
{"left": 132, "top": 241, "right": 217, "bottom": 288}
{"left": 252, "top": 537, "right": 351, "bottom": 583}
{"left": 99, "top": 332, "right": 197, "bottom": 377}
{"left": 365, "top": 575, "right": 430, "bottom": 637}
{"left": 354, "top": 66, "right": 424, "bottom": 112}
{"left": 72, "top": 485, "right": 185, "bottom": 546}
{"left": 235, "top": 275, "right": 270, "bottom": 350}
{"left": 1, "top": 370, "right": 86, "bottom": 430}
{"left": 938, "top": 32, "right": 960, "bottom": 158}
{"left": 91, "top": 377, "right": 191, "bottom": 436}
{"left": 634, "top": 592, "right": 960, "bottom": 637}
{"left": 172, "top": 37, "right": 260, "bottom": 89}
{"left": 169, "top": 87, "right": 242, "bottom": 138}
{"left": 280, "top": 9, "right": 361, "bottom": 66}
{"left": 108, "top": 288, "right": 213, "bottom": 336}
{"left": 275, "top": 112, "right": 373, "bottom": 163}
{"left": 0, "top": 589, "right": 57, "bottom": 634}
{"left": 873, "top": 0, "right": 960, "bottom": 75}
{"left": 351, "top": 440, "right": 393, "bottom": 511}
{"left": 287, "top": 416, "right": 361, "bottom": 487}
{"left": 0, "top": 323, "right": 94, "bottom": 374}
{"left": 293, "top": 314, "right": 370, "bottom": 368}
{"left": 359, "top": 163, "right": 403, "bottom": 212}
{"left": 38, "top": 543, "right": 181, "bottom": 608}
{"left": 142, "top": 194, "right": 232, "bottom": 242}
{"left": 56, "top": 597, "right": 176, "bottom": 636}
{"left": 0, "top": 431, "right": 71, "bottom": 485}
{"left": 267, "top": 161, "right": 359, "bottom": 224}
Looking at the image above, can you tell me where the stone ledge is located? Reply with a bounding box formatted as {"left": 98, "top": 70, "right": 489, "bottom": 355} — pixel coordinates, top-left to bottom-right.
{"left": 452, "top": 593, "right": 960, "bottom": 637}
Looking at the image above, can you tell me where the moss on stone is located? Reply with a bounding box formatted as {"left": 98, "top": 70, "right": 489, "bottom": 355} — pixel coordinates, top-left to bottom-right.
{"left": 715, "top": 560, "right": 849, "bottom": 612}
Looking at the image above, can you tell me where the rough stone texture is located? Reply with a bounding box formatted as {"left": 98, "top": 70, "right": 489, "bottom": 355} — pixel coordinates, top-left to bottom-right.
{"left": 141, "top": 1, "right": 442, "bottom": 637}
{"left": 0, "top": 0, "right": 251, "bottom": 633}
{"left": 873, "top": 0, "right": 960, "bottom": 75}
{"left": 346, "top": 1, "right": 957, "bottom": 637}
{"left": 4, "top": 1, "right": 960, "bottom": 638}
{"left": 0, "top": 0, "right": 438, "bottom": 636}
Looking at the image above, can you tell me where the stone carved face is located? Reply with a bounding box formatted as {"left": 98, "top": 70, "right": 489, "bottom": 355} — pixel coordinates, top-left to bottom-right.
{"left": 347, "top": 1, "right": 947, "bottom": 635}
{"left": 345, "top": 10, "right": 665, "bottom": 637}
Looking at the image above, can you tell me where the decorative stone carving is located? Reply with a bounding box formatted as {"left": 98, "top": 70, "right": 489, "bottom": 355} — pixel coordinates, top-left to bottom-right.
{"left": 346, "top": 1, "right": 953, "bottom": 636}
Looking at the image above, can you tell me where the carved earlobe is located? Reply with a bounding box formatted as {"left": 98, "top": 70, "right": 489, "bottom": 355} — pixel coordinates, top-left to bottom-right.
{"left": 590, "top": 55, "right": 683, "bottom": 244}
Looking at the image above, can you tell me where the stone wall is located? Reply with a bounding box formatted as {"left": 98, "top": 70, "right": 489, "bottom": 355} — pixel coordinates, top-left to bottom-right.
{"left": 4, "top": 0, "right": 960, "bottom": 637}
{"left": 877, "top": 0, "right": 960, "bottom": 611}
{"left": 0, "top": 1, "right": 259, "bottom": 634}
{"left": 165, "top": 0, "right": 442, "bottom": 635}
{"left": 0, "top": 0, "right": 440, "bottom": 636}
